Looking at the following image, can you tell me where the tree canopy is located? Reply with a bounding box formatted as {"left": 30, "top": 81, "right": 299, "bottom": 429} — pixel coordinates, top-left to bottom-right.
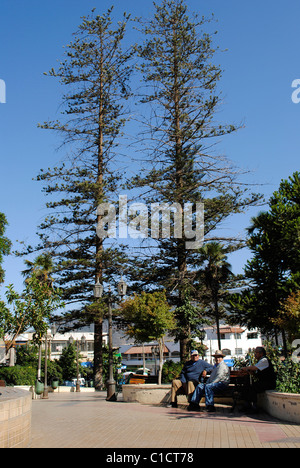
{"left": 228, "top": 172, "right": 300, "bottom": 348}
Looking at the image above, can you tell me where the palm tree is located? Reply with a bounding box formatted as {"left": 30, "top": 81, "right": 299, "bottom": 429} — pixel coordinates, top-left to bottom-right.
{"left": 22, "top": 253, "right": 54, "bottom": 288}
{"left": 196, "top": 242, "right": 233, "bottom": 349}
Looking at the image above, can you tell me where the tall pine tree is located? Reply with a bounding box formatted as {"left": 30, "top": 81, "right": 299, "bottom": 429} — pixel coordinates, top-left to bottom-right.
{"left": 22, "top": 9, "right": 133, "bottom": 389}
{"left": 129, "top": 0, "right": 262, "bottom": 358}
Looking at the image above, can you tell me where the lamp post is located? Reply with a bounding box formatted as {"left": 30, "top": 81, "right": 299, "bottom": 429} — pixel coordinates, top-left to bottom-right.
{"left": 42, "top": 330, "right": 53, "bottom": 399}
{"left": 198, "top": 329, "right": 206, "bottom": 359}
{"left": 151, "top": 345, "right": 159, "bottom": 376}
{"left": 93, "top": 277, "right": 127, "bottom": 401}
{"left": 42, "top": 333, "right": 49, "bottom": 399}
{"left": 106, "top": 290, "right": 115, "bottom": 400}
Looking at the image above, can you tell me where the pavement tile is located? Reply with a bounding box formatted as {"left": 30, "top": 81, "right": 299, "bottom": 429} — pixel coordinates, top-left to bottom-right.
{"left": 29, "top": 392, "right": 300, "bottom": 449}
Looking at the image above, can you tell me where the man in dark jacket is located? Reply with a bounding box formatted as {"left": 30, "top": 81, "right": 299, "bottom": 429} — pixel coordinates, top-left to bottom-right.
{"left": 238, "top": 346, "right": 277, "bottom": 413}
{"left": 169, "top": 350, "right": 213, "bottom": 408}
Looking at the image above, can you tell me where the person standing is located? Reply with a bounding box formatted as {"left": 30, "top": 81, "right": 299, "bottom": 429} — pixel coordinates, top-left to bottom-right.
{"left": 169, "top": 350, "right": 213, "bottom": 408}
{"left": 188, "top": 350, "right": 230, "bottom": 412}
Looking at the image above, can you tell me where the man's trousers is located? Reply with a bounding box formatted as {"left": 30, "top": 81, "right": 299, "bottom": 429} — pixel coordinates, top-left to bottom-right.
{"left": 190, "top": 382, "right": 228, "bottom": 407}
{"left": 171, "top": 379, "right": 199, "bottom": 403}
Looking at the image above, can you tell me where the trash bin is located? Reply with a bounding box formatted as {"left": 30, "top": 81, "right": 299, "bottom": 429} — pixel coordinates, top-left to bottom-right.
{"left": 35, "top": 379, "right": 44, "bottom": 395}
{"left": 51, "top": 378, "right": 59, "bottom": 390}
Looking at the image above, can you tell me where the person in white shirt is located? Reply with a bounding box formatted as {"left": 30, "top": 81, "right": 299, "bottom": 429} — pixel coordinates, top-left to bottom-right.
{"left": 238, "top": 346, "right": 277, "bottom": 413}
{"left": 188, "top": 350, "right": 230, "bottom": 412}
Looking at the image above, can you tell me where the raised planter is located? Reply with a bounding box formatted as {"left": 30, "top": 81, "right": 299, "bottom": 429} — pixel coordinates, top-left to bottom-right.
{"left": 122, "top": 384, "right": 172, "bottom": 405}
{"left": 0, "top": 388, "right": 32, "bottom": 448}
{"left": 258, "top": 390, "right": 300, "bottom": 424}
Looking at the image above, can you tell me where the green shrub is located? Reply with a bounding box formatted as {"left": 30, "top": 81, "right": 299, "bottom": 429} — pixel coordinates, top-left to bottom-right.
{"left": 162, "top": 360, "right": 183, "bottom": 383}
{"left": 0, "top": 365, "right": 36, "bottom": 386}
{"left": 264, "top": 342, "right": 300, "bottom": 394}
{"left": 274, "top": 358, "right": 300, "bottom": 394}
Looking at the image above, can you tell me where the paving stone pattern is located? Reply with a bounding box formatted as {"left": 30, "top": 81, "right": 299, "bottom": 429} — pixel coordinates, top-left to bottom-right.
{"left": 29, "top": 392, "right": 300, "bottom": 449}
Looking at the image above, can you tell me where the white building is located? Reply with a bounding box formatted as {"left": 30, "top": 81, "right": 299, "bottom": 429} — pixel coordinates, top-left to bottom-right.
{"left": 13, "top": 323, "right": 262, "bottom": 371}
{"left": 203, "top": 325, "right": 263, "bottom": 364}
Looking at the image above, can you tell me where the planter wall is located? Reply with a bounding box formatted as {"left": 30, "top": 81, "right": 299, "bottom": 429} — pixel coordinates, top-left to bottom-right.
{"left": 258, "top": 390, "right": 300, "bottom": 424}
{"left": 122, "top": 384, "right": 172, "bottom": 405}
{"left": 0, "top": 388, "right": 32, "bottom": 448}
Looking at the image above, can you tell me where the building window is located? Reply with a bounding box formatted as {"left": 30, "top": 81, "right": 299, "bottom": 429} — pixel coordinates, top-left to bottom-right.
{"left": 222, "top": 349, "right": 231, "bottom": 356}
{"left": 247, "top": 332, "right": 258, "bottom": 339}
{"left": 235, "top": 348, "right": 243, "bottom": 355}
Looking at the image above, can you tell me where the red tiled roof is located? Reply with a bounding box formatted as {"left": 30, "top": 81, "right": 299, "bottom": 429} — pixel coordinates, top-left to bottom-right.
{"left": 124, "top": 345, "right": 169, "bottom": 355}
{"left": 220, "top": 326, "right": 244, "bottom": 334}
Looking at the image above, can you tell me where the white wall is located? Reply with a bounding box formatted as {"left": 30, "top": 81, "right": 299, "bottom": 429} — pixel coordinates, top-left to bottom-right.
{"left": 201, "top": 326, "right": 263, "bottom": 363}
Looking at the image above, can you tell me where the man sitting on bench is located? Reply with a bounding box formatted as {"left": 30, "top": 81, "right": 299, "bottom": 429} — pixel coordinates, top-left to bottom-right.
{"left": 237, "top": 346, "right": 277, "bottom": 414}
{"left": 188, "top": 350, "right": 230, "bottom": 412}
{"left": 169, "top": 350, "right": 213, "bottom": 408}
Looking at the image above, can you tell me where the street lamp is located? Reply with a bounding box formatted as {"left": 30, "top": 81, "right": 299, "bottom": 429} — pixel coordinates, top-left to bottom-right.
{"left": 93, "top": 279, "right": 104, "bottom": 299}
{"left": 198, "top": 328, "right": 206, "bottom": 359}
{"left": 42, "top": 333, "right": 49, "bottom": 399}
{"left": 151, "top": 345, "right": 159, "bottom": 376}
{"left": 42, "top": 330, "right": 53, "bottom": 399}
{"left": 93, "top": 277, "right": 127, "bottom": 401}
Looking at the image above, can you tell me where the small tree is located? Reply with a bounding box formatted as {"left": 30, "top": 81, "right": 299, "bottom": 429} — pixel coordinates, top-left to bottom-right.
{"left": 272, "top": 291, "right": 300, "bottom": 342}
{"left": 0, "top": 213, "right": 11, "bottom": 284}
{"left": 59, "top": 344, "right": 78, "bottom": 382}
{"left": 0, "top": 274, "right": 63, "bottom": 367}
{"left": 120, "top": 291, "right": 175, "bottom": 384}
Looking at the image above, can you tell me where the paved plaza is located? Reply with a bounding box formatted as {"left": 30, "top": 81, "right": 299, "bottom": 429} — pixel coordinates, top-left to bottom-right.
{"left": 29, "top": 391, "right": 300, "bottom": 449}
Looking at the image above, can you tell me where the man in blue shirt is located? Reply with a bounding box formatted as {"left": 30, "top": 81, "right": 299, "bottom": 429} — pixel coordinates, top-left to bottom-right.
{"left": 169, "top": 350, "right": 213, "bottom": 408}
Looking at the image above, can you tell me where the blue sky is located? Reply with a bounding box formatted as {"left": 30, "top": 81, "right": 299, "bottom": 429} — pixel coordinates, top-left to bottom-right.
{"left": 0, "top": 0, "right": 299, "bottom": 293}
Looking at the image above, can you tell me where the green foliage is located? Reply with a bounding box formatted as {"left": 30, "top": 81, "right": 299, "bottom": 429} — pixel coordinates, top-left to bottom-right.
{"left": 16, "top": 344, "right": 39, "bottom": 367}
{"left": 276, "top": 359, "right": 300, "bottom": 394}
{"left": 18, "top": 7, "right": 135, "bottom": 389}
{"left": 43, "top": 359, "right": 63, "bottom": 385}
{"left": 173, "top": 294, "right": 210, "bottom": 357}
{"left": 228, "top": 171, "right": 300, "bottom": 337}
{"left": 162, "top": 360, "right": 183, "bottom": 383}
{"left": 264, "top": 342, "right": 300, "bottom": 394}
{"left": 120, "top": 290, "right": 175, "bottom": 343}
{"left": 194, "top": 242, "right": 235, "bottom": 349}
{"left": 0, "top": 365, "right": 36, "bottom": 386}
{"left": 0, "top": 212, "right": 11, "bottom": 284}
{"left": 232, "top": 352, "right": 254, "bottom": 369}
{"left": 0, "top": 274, "right": 63, "bottom": 348}
{"left": 273, "top": 290, "right": 300, "bottom": 342}
{"left": 58, "top": 344, "right": 78, "bottom": 381}
{"left": 128, "top": 0, "right": 262, "bottom": 360}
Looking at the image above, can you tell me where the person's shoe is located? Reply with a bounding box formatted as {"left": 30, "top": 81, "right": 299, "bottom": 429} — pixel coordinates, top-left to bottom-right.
{"left": 187, "top": 403, "right": 200, "bottom": 412}
{"left": 205, "top": 405, "right": 216, "bottom": 412}
{"left": 238, "top": 403, "right": 255, "bottom": 414}
{"left": 167, "top": 402, "right": 178, "bottom": 408}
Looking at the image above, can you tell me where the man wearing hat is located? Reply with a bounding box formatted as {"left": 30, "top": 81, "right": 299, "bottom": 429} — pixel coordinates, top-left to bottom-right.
{"left": 188, "top": 350, "right": 230, "bottom": 412}
{"left": 169, "top": 350, "right": 213, "bottom": 408}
